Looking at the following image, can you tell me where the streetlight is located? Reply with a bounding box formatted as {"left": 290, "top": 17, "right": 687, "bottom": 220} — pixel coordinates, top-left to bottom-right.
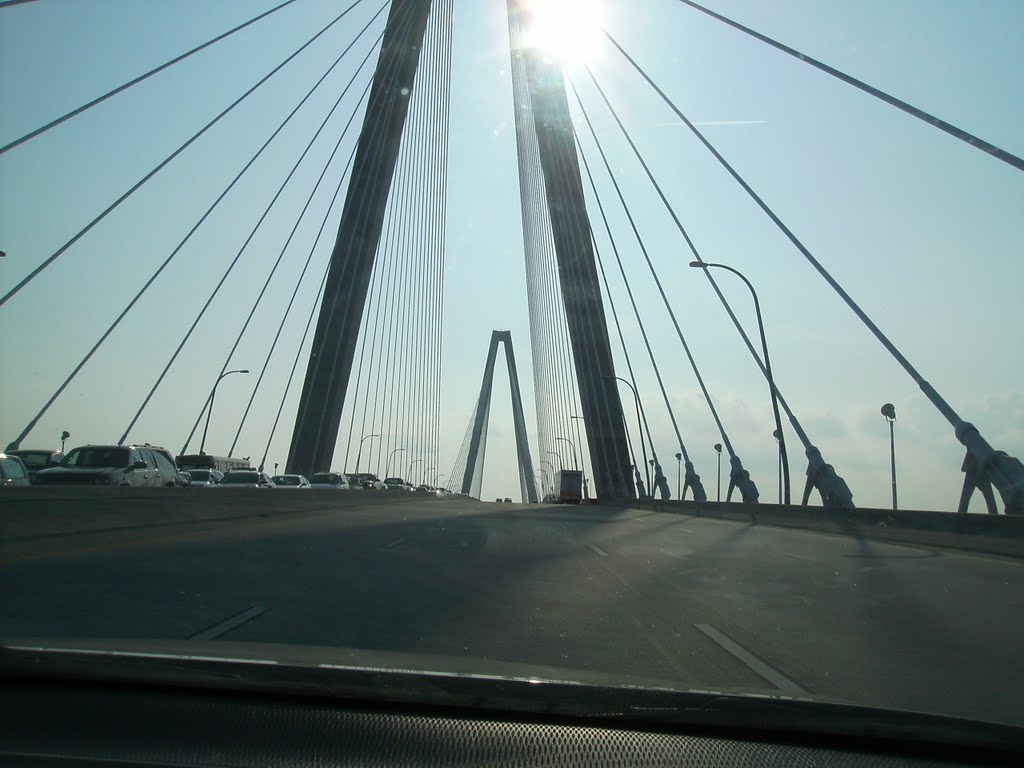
{"left": 60, "top": 430, "right": 70, "bottom": 453}
{"left": 354, "top": 433, "right": 379, "bottom": 473}
{"left": 675, "top": 452, "right": 682, "bottom": 499}
{"left": 547, "top": 450, "right": 563, "bottom": 471}
{"left": 200, "top": 369, "right": 249, "bottom": 455}
{"left": 424, "top": 466, "right": 435, "bottom": 486}
{"left": 689, "top": 261, "right": 790, "bottom": 504}
{"left": 435, "top": 470, "right": 446, "bottom": 486}
{"left": 569, "top": 414, "right": 589, "bottom": 499}
{"left": 274, "top": 462, "right": 279, "bottom": 475}
{"left": 384, "top": 447, "right": 405, "bottom": 479}
{"left": 714, "top": 443, "right": 723, "bottom": 502}
{"left": 408, "top": 458, "right": 423, "bottom": 484}
{"left": 881, "top": 403, "right": 898, "bottom": 510}
{"left": 606, "top": 375, "right": 650, "bottom": 494}
{"left": 555, "top": 437, "right": 578, "bottom": 469}
{"left": 773, "top": 429, "right": 782, "bottom": 504}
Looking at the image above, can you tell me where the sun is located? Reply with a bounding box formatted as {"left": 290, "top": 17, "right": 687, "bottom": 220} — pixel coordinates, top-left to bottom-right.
{"left": 523, "top": 0, "right": 606, "bottom": 63}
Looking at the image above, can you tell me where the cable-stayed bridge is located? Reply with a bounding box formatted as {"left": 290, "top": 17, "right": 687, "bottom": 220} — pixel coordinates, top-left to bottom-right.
{"left": 1, "top": 0, "right": 1021, "bottom": 514}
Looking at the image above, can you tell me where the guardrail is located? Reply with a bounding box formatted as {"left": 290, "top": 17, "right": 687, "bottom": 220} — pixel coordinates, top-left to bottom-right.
{"left": 607, "top": 498, "right": 1024, "bottom": 558}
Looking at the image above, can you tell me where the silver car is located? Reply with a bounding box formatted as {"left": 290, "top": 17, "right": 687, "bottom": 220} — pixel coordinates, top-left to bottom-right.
{"left": 271, "top": 474, "right": 311, "bottom": 489}
{"left": 309, "top": 472, "right": 350, "bottom": 490}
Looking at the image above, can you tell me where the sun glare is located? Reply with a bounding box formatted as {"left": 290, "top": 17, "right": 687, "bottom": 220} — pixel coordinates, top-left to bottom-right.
{"left": 525, "top": 0, "right": 605, "bottom": 62}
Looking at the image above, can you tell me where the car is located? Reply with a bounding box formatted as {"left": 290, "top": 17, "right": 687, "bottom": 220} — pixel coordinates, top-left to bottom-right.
{"left": 382, "top": 477, "right": 411, "bottom": 491}
{"left": 309, "top": 472, "right": 350, "bottom": 490}
{"left": 186, "top": 468, "right": 223, "bottom": 486}
{"left": 0, "top": 453, "right": 31, "bottom": 487}
{"left": 7, "top": 448, "right": 64, "bottom": 480}
{"left": 33, "top": 444, "right": 178, "bottom": 487}
{"left": 415, "top": 484, "right": 437, "bottom": 494}
{"left": 218, "top": 470, "right": 276, "bottom": 488}
{"left": 271, "top": 474, "right": 311, "bottom": 489}
{"left": 504, "top": 497, "right": 512, "bottom": 503}
{"left": 349, "top": 472, "right": 384, "bottom": 490}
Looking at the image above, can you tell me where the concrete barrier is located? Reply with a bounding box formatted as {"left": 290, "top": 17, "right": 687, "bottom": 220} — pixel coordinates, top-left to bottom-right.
{"left": 1, "top": 487, "right": 467, "bottom": 541}
{"left": 611, "top": 498, "right": 1024, "bottom": 558}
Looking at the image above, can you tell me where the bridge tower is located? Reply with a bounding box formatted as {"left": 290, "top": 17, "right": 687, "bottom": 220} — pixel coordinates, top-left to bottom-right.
{"left": 287, "top": 0, "right": 434, "bottom": 477}
{"left": 507, "top": 0, "right": 633, "bottom": 498}
{"left": 460, "top": 331, "right": 539, "bottom": 503}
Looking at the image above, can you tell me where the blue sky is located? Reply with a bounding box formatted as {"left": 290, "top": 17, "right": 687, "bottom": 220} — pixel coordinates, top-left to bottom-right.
{"left": 1, "top": 0, "right": 1021, "bottom": 510}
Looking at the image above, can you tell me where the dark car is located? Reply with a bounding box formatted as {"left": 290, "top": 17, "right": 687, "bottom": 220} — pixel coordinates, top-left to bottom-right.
{"left": 33, "top": 445, "right": 178, "bottom": 487}
{"left": 0, "top": 453, "right": 31, "bottom": 487}
{"left": 7, "top": 448, "right": 64, "bottom": 480}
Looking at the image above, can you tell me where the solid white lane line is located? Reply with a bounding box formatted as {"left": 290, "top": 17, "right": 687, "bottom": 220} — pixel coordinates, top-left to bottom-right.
{"left": 382, "top": 537, "right": 407, "bottom": 550}
{"left": 189, "top": 605, "right": 269, "bottom": 641}
{"left": 695, "top": 623, "right": 809, "bottom": 696}
{"left": 587, "top": 544, "right": 608, "bottom": 557}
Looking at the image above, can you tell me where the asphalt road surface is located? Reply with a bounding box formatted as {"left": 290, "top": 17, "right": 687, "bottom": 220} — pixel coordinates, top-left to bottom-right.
{"left": 3, "top": 494, "right": 1023, "bottom": 727}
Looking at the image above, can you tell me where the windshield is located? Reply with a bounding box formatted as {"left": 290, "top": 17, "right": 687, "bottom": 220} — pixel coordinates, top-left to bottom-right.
{"left": 61, "top": 447, "right": 130, "bottom": 469}
{"left": 1, "top": 0, "right": 1022, "bottom": 735}
{"left": 11, "top": 451, "right": 52, "bottom": 470}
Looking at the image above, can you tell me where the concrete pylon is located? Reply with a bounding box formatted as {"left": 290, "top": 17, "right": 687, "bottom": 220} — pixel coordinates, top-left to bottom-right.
{"left": 506, "top": 0, "right": 633, "bottom": 499}
{"left": 287, "top": 0, "right": 434, "bottom": 477}
{"left": 461, "top": 331, "right": 539, "bottom": 503}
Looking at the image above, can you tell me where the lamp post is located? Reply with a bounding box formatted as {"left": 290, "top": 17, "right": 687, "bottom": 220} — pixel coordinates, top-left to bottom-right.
{"left": 569, "top": 414, "right": 589, "bottom": 499}
{"left": 675, "top": 452, "right": 682, "bottom": 499}
{"left": 606, "top": 375, "right": 650, "bottom": 494}
{"left": 714, "top": 443, "right": 723, "bottom": 502}
{"left": 424, "top": 466, "right": 435, "bottom": 486}
{"left": 881, "top": 403, "right": 898, "bottom": 510}
{"left": 200, "top": 369, "right": 249, "bottom": 455}
{"left": 60, "top": 430, "right": 70, "bottom": 453}
{"left": 354, "top": 433, "right": 379, "bottom": 473}
{"left": 773, "top": 429, "right": 782, "bottom": 504}
{"left": 274, "top": 462, "right": 279, "bottom": 475}
{"left": 690, "top": 261, "right": 790, "bottom": 504}
{"left": 555, "top": 437, "right": 578, "bottom": 470}
{"left": 540, "top": 461, "right": 555, "bottom": 498}
{"left": 384, "top": 447, "right": 405, "bottom": 479}
{"left": 435, "top": 470, "right": 446, "bottom": 486}
{"left": 547, "top": 450, "right": 563, "bottom": 471}
{"left": 408, "top": 458, "right": 423, "bottom": 484}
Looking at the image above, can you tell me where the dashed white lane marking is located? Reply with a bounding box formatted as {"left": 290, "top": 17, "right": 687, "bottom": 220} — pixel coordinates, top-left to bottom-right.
{"left": 587, "top": 544, "right": 608, "bottom": 557}
{"left": 695, "top": 623, "right": 809, "bottom": 696}
{"left": 189, "top": 605, "right": 269, "bottom": 641}
{"left": 381, "top": 537, "right": 407, "bottom": 550}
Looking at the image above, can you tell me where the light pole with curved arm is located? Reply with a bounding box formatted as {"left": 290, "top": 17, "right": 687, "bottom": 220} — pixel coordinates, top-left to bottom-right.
{"left": 384, "top": 447, "right": 405, "bottom": 479}
{"left": 200, "top": 369, "right": 249, "bottom": 455}
{"left": 690, "top": 261, "right": 790, "bottom": 504}
{"left": 547, "top": 450, "right": 563, "bottom": 472}
{"left": 354, "top": 433, "right": 379, "bottom": 473}
{"left": 555, "top": 437, "right": 578, "bottom": 470}
{"left": 408, "top": 458, "right": 423, "bottom": 484}
{"left": 606, "top": 375, "right": 649, "bottom": 494}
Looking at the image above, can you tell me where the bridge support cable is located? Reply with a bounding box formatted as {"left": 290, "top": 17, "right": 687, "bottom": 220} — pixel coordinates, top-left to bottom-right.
{"left": 0, "top": 0, "right": 303, "bottom": 156}
{"left": 258, "top": 260, "right": 333, "bottom": 474}
{"left": 4, "top": 10, "right": 385, "bottom": 452}
{"left": 666, "top": 1, "right": 1024, "bottom": 174}
{"left": 577, "top": 66, "right": 847, "bottom": 507}
{"left": 581, "top": 151, "right": 705, "bottom": 502}
{"left": 0, "top": 0, "right": 372, "bottom": 311}
{"left": 577, "top": 68, "right": 850, "bottom": 509}
{"left": 288, "top": 0, "right": 438, "bottom": 478}
{"left": 568, "top": 76, "right": 759, "bottom": 505}
{"left": 119, "top": 21, "right": 389, "bottom": 447}
{"left": 335, "top": 0, "right": 450, "bottom": 481}
{"left": 229, "top": 132, "right": 365, "bottom": 459}
{"left": 179, "top": 32, "right": 388, "bottom": 456}
{"left": 604, "top": 31, "right": 1024, "bottom": 514}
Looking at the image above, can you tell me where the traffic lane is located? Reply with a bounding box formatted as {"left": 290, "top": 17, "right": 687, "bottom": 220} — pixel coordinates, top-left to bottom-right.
{"left": 3, "top": 502, "right": 1023, "bottom": 723}
{"left": 570, "top": 510, "right": 1024, "bottom": 725}
{"left": 0, "top": 502, "right": 771, "bottom": 692}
